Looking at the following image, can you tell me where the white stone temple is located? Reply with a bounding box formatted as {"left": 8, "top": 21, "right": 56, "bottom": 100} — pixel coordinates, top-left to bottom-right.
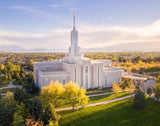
{"left": 34, "top": 13, "right": 123, "bottom": 90}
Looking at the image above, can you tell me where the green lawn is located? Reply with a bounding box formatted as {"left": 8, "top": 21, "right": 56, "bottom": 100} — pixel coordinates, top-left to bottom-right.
{"left": 0, "top": 76, "right": 11, "bottom": 88}
{"left": 86, "top": 89, "right": 112, "bottom": 95}
{"left": 58, "top": 98, "right": 160, "bottom": 126}
{"left": 89, "top": 92, "right": 129, "bottom": 104}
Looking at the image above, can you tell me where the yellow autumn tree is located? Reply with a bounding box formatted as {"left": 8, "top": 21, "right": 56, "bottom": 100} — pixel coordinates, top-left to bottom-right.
{"left": 124, "top": 81, "right": 135, "bottom": 100}
{"left": 40, "top": 80, "right": 65, "bottom": 108}
{"left": 63, "top": 81, "right": 89, "bottom": 112}
{"left": 112, "top": 82, "right": 122, "bottom": 98}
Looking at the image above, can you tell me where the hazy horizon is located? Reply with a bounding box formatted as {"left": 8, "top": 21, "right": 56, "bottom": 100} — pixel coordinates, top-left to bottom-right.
{"left": 1, "top": 0, "right": 160, "bottom": 50}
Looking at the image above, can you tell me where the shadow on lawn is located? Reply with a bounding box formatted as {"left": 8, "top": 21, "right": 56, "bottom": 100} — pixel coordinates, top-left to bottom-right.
{"left": 59, "top": 98, "right": 160, "bottom": 126}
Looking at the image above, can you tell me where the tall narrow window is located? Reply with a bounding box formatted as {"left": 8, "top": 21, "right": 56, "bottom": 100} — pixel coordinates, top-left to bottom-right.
{"left": 74, "top": 36, "right": 76, "bottom": 54}
{"left": 75, "top": 68, "right": 76, "bottom": 82}
{"left": 105, "top": 76, "right": 107, "bottom": 86}
{"left": 85, "top": 66, "right": 88, "bottom": 73}
{"left": 85, "top": 74, "right": 88, "bottom": 89}
{"left": 85, "top": 66, "right": 88, "bottom": 89}
{"left": 98, "top": 66, "right": 99, "bottom": 87}
{"left": 45, "top": 78, "right": 48, "bottom": 86}
{"left": 63, "top": 78, "right": 65, "bottom": 85}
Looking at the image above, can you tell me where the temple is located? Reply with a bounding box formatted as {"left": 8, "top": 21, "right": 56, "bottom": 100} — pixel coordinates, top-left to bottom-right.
{"left": 34, "top": 13, "right": 123, "bottom": 90}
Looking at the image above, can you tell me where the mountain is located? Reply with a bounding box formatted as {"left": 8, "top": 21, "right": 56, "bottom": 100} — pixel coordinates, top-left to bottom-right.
{"left": 85, "top": 42, "right": 160, "bottom": 52}
{"left": 1, "top": 42, "right": 160, "bottom": 52}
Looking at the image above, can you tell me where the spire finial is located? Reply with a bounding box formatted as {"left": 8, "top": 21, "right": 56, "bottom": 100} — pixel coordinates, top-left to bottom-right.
{"left": 73, "top": 12, "right": 75, "bottom": 29}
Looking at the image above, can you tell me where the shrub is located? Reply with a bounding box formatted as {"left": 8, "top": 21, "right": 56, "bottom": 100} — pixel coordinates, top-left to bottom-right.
{"left": 134, "top": 90, "right": 145, "bottom": 110}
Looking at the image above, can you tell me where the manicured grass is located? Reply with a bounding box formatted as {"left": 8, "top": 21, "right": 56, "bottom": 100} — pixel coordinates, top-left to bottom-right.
{"left": 0, "top": 76, "right": 11, "bottom": 88}
{"left": 86, "top": 89, "right": 112, "bottom": 95}
{"left": 58, "top": 98, "right": 160, "bottom": 126}
{"left": 89, "top": 92, "right": 129, "bottom": 104}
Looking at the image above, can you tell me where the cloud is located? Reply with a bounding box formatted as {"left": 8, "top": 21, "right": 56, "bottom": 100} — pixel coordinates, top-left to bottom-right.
{"left": 1, "top": 19, "right": 160, "bottom": 49}
{"left": 0, "top": 39, "right": 18, "bottom": 46}
{"left": 7, "top": 6, "right": 58, "bottom": 18}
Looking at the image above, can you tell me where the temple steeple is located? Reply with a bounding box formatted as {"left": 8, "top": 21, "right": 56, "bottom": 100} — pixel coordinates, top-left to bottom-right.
{"left": 73, "top": 12, "right": 75, "bottom": 29}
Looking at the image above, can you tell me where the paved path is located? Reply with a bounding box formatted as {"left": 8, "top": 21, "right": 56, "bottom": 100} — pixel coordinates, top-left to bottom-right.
{"left": 55, "top": 95, "right": 132, "bottom": 112}
{"left": 87, "top": 91, "right": 115, "bottom": 97}
{"left": 8, "top": 80, "right": 22, "bottom": 89}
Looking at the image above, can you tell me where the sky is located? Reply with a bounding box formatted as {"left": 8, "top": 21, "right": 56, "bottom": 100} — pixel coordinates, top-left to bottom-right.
{"left": 0, "top": 0, "right": 160, "bottom": 50}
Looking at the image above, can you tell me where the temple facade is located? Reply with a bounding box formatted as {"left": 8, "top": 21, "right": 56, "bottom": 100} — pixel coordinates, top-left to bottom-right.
{"left": 34, "top": 13, "right": 123, "bottom": 90}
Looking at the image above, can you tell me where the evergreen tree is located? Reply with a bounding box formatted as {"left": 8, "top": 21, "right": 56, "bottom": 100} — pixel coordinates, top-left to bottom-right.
{"left": 13, "top": 103, "right": 29, "bottom": 126}
{"left": 147, "top": 87, "right": 152, "bottom": 97}
{"left": 134, "top": 90, "right": 145, "bottom": 110}
{"left": 29, "top": 97, "right": 43, "bottom": 121}
{"left": 41, "top": 103, "right": 58, "bottom": 125}
{"left": 0, "top": 92, "right": 17, "bottom": 126}
{"left": 14, "top": 88, "right": 28, "bottom": 104}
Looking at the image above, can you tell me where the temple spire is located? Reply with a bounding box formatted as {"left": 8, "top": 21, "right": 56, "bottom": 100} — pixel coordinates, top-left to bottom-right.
{"left": 73, "top": 12, "right": 75, "bottom": 29}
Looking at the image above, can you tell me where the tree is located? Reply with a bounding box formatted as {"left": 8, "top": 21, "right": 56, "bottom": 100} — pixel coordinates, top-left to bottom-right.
{"left": 29, "top": 97, "right": 43, "bottom": 121}
{"left": 14, "top": 88, "right": 29, "bottom": 104}
{"left": 112, "top": 82, "right": 122, "bottom": 98}
{"left": 15, "top": 72, "right": 20, "bottom": 80}
{"left": 134, "top": 89, "right": 145, "bottom": 110}
{"left": 133, "top": 56, "right": 141, "bottom": 63}
{"left": 5, "top": 72, "right": 8, "bottom": 80}
{"left": 41, "top": 103, "right": 58, "bottom": 126}
{"left": 21, "top": 73, "right": 26, "bottom": 78}
{"left": 8, "top": 73, "right": 12, "bottom": 80}
{"left": 13, "top": 103, "right": 29, "bottom": 126}
{"left": 64, "top": 81, "right": 89, "bottom": 112}
{"left": 40, "top": 80, "right": 65, "bottom": 108}
{"left": 157, "top": 75, "right": 160, "bottom": 83}
{"left": 120, "top": 79, "right": 130, "bottom": 90}
{"left": 0, "top": 91, "right": 17, "bottom": 126}
{"left": 152, "top": 83, "right": 160, "bottom": 101}
{"left": 13, "top": 114, "right": 24, "bottom": 126}
{"left": 0, "top": 64, "right": 5, "bottom": 71}
{"left": 124, "top": 81, "right": 135, "bottom": 99}
{"left": 147, "top": 87, "right": 152, "bottom": 97}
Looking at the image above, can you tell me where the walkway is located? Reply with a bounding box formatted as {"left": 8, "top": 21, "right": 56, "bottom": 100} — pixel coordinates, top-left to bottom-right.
{"left": 55, "top": 95, "right": 132, "bottom": 112}
{"left": 87, "top": 91, "right": 115, "bottom": 97}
